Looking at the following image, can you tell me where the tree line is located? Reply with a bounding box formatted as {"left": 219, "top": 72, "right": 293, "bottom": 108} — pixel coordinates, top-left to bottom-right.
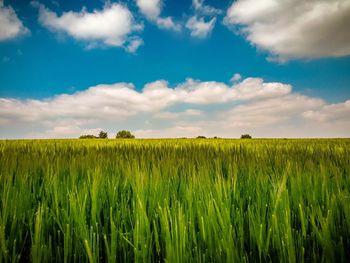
{"left": 79, "top": 130, "right": 135, "bottom": 139}
{"left": 80, "top": 131, "right": 252, "bottom": 139}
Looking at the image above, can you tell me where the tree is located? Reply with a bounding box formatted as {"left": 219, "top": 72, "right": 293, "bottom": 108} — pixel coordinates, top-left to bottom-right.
{"left": 116, "top": 130, "right": 135, "bottom": 139}
{"left": 99, "top": 130, "right": 108, "bottom": 139}
{"left": 196, "top": 136, "right": 206, "bottom": 139}
{"left": 241, "top": 134, "right": 252, "bottom": 139}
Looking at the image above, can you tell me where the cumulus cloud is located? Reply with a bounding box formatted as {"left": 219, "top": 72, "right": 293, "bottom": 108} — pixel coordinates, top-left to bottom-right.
{"left": 178, "top": 77, "right": 291, "bottom": 104}
{"left": 223, "top": 94, "right": 324, "bottom": 128}
{"left": 186, "top": 16, "right": 216, "bottom": 38}
{"left": 224, "top": 0, "right": 350, "bottom": 60}
{"left": 135, "top": 0, "right": 161, "bottom": 19}
{"left": 0, "top": 1, "right": 29, "bottom": 41}
{"left": 36, "top": 2, "right": 143, "bottom": 51}
{"left": 135, "top": 0, "right": 181, "bottom": 31}
{"left": 0, "top": 78, "right": 288, "bottom": 116}
{"left": 0, "top": 76, "right": 349, "bottom": 138}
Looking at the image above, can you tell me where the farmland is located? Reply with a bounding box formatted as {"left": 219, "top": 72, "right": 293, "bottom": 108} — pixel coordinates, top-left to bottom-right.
{"left": 0, "top": 139, "right": 349, "bottom": 262}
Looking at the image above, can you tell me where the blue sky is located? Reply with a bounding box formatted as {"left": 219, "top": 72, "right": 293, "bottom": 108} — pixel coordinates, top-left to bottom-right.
{"left": 0, "top": 0, "right": 350, "bottom": 138}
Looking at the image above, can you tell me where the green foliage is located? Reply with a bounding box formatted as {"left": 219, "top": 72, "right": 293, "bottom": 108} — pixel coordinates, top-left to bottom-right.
{"left": 241, "top": 134, "right": 252, "bottom": 139}
{"left": 0, "top": 139, "right": 349, "bottom": 262}
{"left": 98, "top": 131, "right": 108, "bottom": 139}
{"left": 116, "top": 130, "right": 135, "bottom": 139}
{"left": 196, "top": 136, "right": 206, "bottom": 139}
{"left": 79, "top": 134, "right": 97, "bottom": 139}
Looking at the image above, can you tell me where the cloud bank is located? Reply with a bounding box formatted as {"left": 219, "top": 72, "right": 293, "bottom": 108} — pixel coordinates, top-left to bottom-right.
{"left": 224, "top": 0, "right": 350, "bottom": 60}
{"left": 1, "top": 76, "right": 349, "bottom": 138}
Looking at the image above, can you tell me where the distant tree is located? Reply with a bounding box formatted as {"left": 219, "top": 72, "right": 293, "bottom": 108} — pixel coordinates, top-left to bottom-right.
{"left": 241, "top": 134, "right": 252, "bottom": 139}
{"left": 196, "top": 136, "right": 206, "bottom": 139}
{"left": 99, "top": 130, "right": 108, "bottom": 139}
{"left": 79, "top": 134, "right": 97, "bottom": 139}
{"left": 116, "top": 130, "right": 135, "bottom": 139}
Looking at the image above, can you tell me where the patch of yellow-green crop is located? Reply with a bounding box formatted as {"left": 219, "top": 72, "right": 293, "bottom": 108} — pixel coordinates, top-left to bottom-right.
{"left": 0, "top": 139, "right": 349, "bottom": 262}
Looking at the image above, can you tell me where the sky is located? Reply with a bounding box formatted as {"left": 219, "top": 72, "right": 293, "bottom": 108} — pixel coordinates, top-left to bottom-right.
{"left": 0, "top": 0, "right": 349, "bottom": 138}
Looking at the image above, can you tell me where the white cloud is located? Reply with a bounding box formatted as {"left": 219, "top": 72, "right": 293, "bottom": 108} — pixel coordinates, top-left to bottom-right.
{"left": 223, "top": 94, "right": 324, "bottom": 128}
{"left": 224, "top": 0, "right": 350, "bottom": 60}
{"left": 0, "top": 76, "right": 349, "bottom": 138}
{"left": 125, "top": 37, "right": 143, "bottom": 53}
{"left": 186, "top": 0, "right": 221, "bottom": 39}
{"left": 0, "top": 1, "right": 29, "bottom": 41}
{"left": 0, "top": 77, "right": 292, "bottom": 123}
{"left": 184, "top": 109, "right": 202, "bottom": 116}
{"left": 36, "top": 2, "right": 143, "bottom": 51}
{"left": 154, "top": 109, "right": 202, "bottom": 119}
{"left": 30, "top": 125, "right": 103, "bottom": 139}
{"left": 192, "top": 0, "right": 222, "bottom": 15}
{"left": 230, "top": 73, "right": 242, "bottom": 82}
{"left": 156, "top": 17, "right": 181, "bottom": 31}
{"left": 186, "top": 16, "right": 216, "bottom": 38}
{"left": 177, "top": 77, "right": 291, "bottom": 104}
{"left": 135, "top": 0, "right": 161, "bottom": 20}
{"left": 135, "top": 0, "right": 181, "bottom": 31}
{"left": 303, "top": 100, "right": 350, "bottom": 122}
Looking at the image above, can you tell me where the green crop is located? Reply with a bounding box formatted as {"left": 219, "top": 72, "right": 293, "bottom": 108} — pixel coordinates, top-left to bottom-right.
{"left": 0, "top": 139, "right": 349, "bottom": 262}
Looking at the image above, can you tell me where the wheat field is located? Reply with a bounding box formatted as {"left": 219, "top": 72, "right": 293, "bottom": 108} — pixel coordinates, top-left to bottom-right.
{"left": 0, "top": 139, "right": 349, "bottom": 262}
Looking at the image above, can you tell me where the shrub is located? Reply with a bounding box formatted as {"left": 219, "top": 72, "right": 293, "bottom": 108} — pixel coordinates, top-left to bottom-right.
{"left": 196, "top": 136, "right": 206, "bottom": 139}
{"left": 79, "top": 135, "right": 97, "bottom": 139}
{"left": 116, "top": 130, "right": 135, "bottom": 139}
{"left": 241, "top": 134, "right": 252, "bottom": 139}
{"left": 99, "top": 131, "right": 108, "bottom": 139}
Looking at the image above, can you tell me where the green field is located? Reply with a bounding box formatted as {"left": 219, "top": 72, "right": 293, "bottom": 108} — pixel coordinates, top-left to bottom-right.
{"left": 0, "top": 139, "right": 349, "bottom": 262}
